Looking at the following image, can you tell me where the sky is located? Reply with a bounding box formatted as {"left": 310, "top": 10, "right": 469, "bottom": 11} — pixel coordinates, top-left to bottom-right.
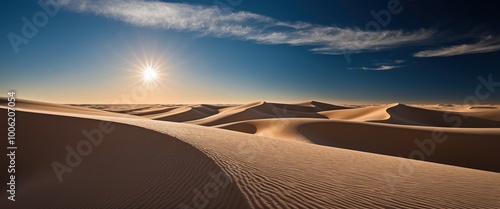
{"left": 1, "top": 0, "right": 499, "bottom": 104}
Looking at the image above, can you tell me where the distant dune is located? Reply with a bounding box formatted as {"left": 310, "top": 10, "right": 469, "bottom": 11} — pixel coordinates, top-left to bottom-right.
{"left": 148, "top": 106, "right": 219, "bottom": 122}
{"left": 217, "top": 118, "right": 500, "bottom": 172}
{"left": 187, "top": 101, "right": 330, "bottom": 126}
{"left": 1, "top": 98, "right": 500, "bottom": 208}
{"left": 470, "top": 106, "right": 498, "bottom": 109}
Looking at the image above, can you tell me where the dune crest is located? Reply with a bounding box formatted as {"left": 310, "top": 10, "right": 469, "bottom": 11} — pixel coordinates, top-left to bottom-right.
{"left": 188, "top": 101, "right": 328, "bottom": 126}
{"left": 0, "top": 111, "right": 249, "bottom": 208}
{"left": 217, "top": 118, "right": 500, "bottom": 172}
{"left": 319, "top": 103, "right": 394, "bottom": 121}
{"left": 377, "top": 103, "right": 500, "bottom": 127}
{"left": 148, "top": 106, "right": 219, "bottom": 122}
{"left": 2, "top": 99, "right": 500, "bottom": 208}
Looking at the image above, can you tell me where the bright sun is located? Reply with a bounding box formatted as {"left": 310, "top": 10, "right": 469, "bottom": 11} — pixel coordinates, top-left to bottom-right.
{"left": 143, "top": 67, "right": 157, "bottom": 82}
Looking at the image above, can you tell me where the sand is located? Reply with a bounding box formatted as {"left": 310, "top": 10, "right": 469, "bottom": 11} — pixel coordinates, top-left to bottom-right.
{"left": 1, "top": 98, "right": 499, "bottom": 208}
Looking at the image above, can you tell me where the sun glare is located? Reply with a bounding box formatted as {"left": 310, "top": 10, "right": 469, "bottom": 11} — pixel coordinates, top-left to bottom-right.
{"left": 123, "top": 47, "right": 173, "bottom": 90}
{"left": 143, "top": 67, "right": 158, "bottom": 82}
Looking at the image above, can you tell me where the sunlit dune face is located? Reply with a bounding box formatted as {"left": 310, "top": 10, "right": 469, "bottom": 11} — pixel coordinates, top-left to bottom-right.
{"left": 143, "top": 67, "right": 158, "bottom": 82}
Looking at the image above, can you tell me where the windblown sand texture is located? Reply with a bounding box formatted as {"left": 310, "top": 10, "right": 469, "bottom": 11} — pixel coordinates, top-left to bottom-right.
{"left": 1, "top": 98, "right": 500, "bottom": 208}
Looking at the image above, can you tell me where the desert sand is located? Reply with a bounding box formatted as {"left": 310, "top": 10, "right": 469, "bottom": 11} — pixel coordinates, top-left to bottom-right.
{"left": 1, "top": 98, "right": 500, "bottom": 208}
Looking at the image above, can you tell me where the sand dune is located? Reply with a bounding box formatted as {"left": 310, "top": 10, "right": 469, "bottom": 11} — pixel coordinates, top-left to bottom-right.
{"left": 0, "top": 111, "right": 247, "bottom": 208}
{"left": 468, "top": 110, "right": 500, "bottom": 122}
{"left": 470, "top": 106, "right": 498, "bottom": 109}
{"left": 411, "top": 104, "right": 500, "bottom": 121}
{"left": 66, "top": 100, "right": 500, "bottom": 127}
{"left": 127, "top": 106, "right": 178, "bottom": 116}
{"left": 200, "top": 104, "right": 237, "bottom": 110}
{"left": 118, "top": 117, "right": 500, "bottom": 208}
{"left": 319, "top": 104, "right": 392, "bottom": 121}
{"left": 147, "top": 106, "right": 219, "bottom": 122}
{"left": 0, "top": 98, "right": 139, "bottom": 118}
{"left": 377, "top": 103, "right": 500, "bottom": 127}
{"left": 217, "top": 118, "right": 500, "bottom": 172}
{"left": 321, "top": 103, "right": 500, "bottom": 127}
{"left": 100, "top": 105, "right": 153, "bottom": 114}
{"left": 188, "top": 101, "right": 328, "bottom": 126}
{"left": 273, "top": 100, "right": 350, "bottom": 112}
{"left": 1, "top": 101, "right": 500, "bottom": 208}
{"left": 2, "top": 99, "right": 500, "bottom": 208}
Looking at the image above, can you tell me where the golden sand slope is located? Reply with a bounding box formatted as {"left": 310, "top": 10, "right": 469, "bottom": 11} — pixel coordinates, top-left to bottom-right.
{"left": 217, "top": 118, "right": 500, "bottom": 172}
{"left": 187, "top": 101, "right": 328, "bottom": 126}
{"left": 319, "top": 104, "right": 393, "bottom": 121}
{"left": 0, "top": 111, "right": 247, "bottom": 209}
{"left": 128, "top": 106, "right": 178, "bottom": 116}
{"left": 417, "top": 104, "right": 500, "bottom": 121}
{"left": 125, "top": 119, "right": 500, "bottom": 208}
{"left": 1, "top": 100, "right": 500, "bottom": 208}
{"left": 378, "top": 103, "right": 500, "bottom": 127}
{"left": 71, "top": 100, "right": 500, "bottom": 128}
{"left": 1, "top": 98, "right": 140, "bottom": 118}
{"left": 146, "top": 106, "right": 219, "bottom": 122}
{"left": 320, "top": 103, "right": 500, "bottom": 127}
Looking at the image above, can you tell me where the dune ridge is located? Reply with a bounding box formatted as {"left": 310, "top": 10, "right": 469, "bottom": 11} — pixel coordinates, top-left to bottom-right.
{"left": 378, "top": 103, "right": 500, "bottom": 127}
{"left": 188, "top": 101, "right": 329, "bottom": 126}
{"left": 319, "top": 103, "right": 393, "bottom": 121}
{"left": 217, "top": 118, "right": 500, "bottom": 172}
{"left": 1, "top": 99, "right": 500, "bottom": 208}
{"left": 118, "top": 117, "right": 499, "bottom": 208}
{"left": 148, "top": 106, "right": 219, "bottom": 122}
{"left": 0, "top": 111, "right": 249, "bottom": 209}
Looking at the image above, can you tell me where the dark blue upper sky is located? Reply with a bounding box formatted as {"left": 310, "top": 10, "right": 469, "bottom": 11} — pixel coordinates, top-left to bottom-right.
{"left": 1, "top": 0, "right": 499, "bottom": 104}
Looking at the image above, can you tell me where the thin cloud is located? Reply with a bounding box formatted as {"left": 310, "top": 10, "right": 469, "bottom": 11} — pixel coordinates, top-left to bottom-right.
{"left": 349, "top": 65, "right": 402, "bottom": 71}
{"left": 52, "top": 0, "right": 435, "bottom": 55}
{"left": 394, "top": 60, "right": 405, "bottom": 64}
{"left": 414, "top": 36, "right": 500, "bottom": 57}
{"left": 349, "top": 60, "right": 405, "bottom": 71}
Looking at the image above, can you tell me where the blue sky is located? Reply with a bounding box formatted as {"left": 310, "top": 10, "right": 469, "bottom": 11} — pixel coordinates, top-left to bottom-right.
{"left": 1, "top": 0, "right": 499, "bottom": 104}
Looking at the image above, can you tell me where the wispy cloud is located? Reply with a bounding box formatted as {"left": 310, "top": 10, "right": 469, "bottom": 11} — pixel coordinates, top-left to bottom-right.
{"left": 348, "top": 60, "right": 405, "bottom": 70}
{"left": 414, "top": 36, "right": 500, "bottom": 57}
{"left": 52, "top": 0, "right": 435, "bottom": 55}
